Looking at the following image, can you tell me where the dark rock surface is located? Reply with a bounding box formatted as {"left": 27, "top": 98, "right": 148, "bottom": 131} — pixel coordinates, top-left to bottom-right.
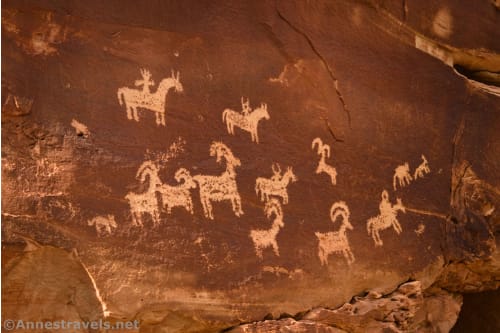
{"left": 2, "top": 1, "right": 499, "bottom": 332}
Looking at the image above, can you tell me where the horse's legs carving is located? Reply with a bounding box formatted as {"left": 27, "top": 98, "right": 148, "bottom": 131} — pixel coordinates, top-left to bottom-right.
{"left": 132, "top": 107, "right": 139, "bottom": 121}
{"left": 393, "top": 220, "right": 402, "bottom": 234}
{"left": 126, "top": 106, "right": 133, "bottom": 120}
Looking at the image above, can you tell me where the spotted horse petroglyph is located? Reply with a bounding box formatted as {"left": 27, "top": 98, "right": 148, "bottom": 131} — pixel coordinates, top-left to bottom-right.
{"left": 312, "top": 137, "right": 337, "bottom": 185}
{"left": 367, "top": 190, "right": 406, "bottom": 246}
{"left": 222, "top": 97, "right": 270, "bottom": 143}
{"left": 250, "top": 198, "right": 285, "bottom": 259}
{"left": 193, "top": 142, "right": 244, "bottom": 220}
{"left": 315, "top": 201, "right": 355, "bottom": 265}
{"left": 117, "top": 68, "right": 183, "bottom": 126}
{"left": 255, "top": 163, "right": 297, "bottom": 204}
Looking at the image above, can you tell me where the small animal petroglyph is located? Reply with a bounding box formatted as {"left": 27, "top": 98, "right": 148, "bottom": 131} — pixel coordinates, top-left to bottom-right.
{"left": 393, "top": 162, "right": 413, "bottom": 190}
{"left": 367, "top": 190, "right": 406, "bottom": 246}
{"left": 315, "top": 201, "right": 355, "bottom": 265}
{"left": 414, "top": 154, "right": 430, "bottom": 180}
{"left": 193, "top": 142, "right": 243, "bottom": 220}
{"left": 88, "top": 214, "right": 117, "bottom": 236}
{"left": 414, "top": 223, "right": 425, "bottom": 236}
{"left": 71, "top": 119, "right": 90, "bottom": 137}
{"left": 125, "top": 161, "right": 161, "bottom": 227}
{"left": 250, "top": 199, "right": 284, "bottom": 259}
{"left": 312, "top": 137, "right": 337, "bottom": 185}
{"left": 255, "top": 163, "right": 297, "bottom": 204}
{"left": 157, "top": 168, "right": 196, "bottom": 215}
{"left": 117, "top": 68, "right": 183, "bottom": 126}
{"left": 222, "top": 97, "right": 270, "bottom": 143}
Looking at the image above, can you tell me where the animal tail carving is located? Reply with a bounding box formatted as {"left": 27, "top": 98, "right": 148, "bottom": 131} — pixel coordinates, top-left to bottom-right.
{"left": 392, "top": 174, "right": 397, "bottom": 190}
{"left": 222, "top": 109, "right": 229, "bottom": 123}
{"left": 330, "top": 201, "right": 350, "bottom": 224}
{"left": 117, "top": 88, "right": 124, "bottom": 106}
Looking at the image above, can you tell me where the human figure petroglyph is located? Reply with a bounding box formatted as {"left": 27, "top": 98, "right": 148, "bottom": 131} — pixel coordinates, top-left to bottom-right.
{"left": 367, "top": 190, "right": 406, "bottom": 246}
{"left": 315, "top": 201, "right": 355, "bottom": 265}
{"left": 312, "top": 137, "right": 337, "bottom": 185}
{"left": 88, "top": 214, "right": 117, "bottom": 236}
{"left": 222, "top": 98, "right": 270, "bottom": 143}
{"left": 193, "top": 142, "right": 243, "bottom": 220}
{"left": 414, "top": 155, "right": 430, "bottom": 179}
{"left": 157, "top": 168, "right": 196, "bottom": 215}
{"left": 117, "top": 69, "right": 183, "bottom": 126}
{"left": 393, "top": 162, "right": 413, "bottom": 190}
{"left": 134, "top": 68, "right": 155, "bottom": 94}
{"left": 250, "top": 198, "right": 285, "bottom": 259}
{"left": 125, "top": 161, "right": 161, "bottom": 227}
{"left": 255, "top": 163, "right": 297, "bottom": 204}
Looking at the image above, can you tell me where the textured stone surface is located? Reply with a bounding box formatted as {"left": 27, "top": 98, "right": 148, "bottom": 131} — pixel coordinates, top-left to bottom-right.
{"left": 2, "top": 0, "right": 499, "bottom": 332}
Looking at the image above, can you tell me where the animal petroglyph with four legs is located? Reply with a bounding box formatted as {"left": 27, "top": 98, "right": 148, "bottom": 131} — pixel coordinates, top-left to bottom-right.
{"left": 250, "top": 198, "right": 285, "bottom": 259}
{"left": 193, "top": 142, "right": 244, "bottom": 220}
{"left": 125, "top": 161, "right": 162, "bottom": 227}
{"left": 222, "top": 97, "right": 270, "bottom": 143}
{"left": 117, "top": 69, "right": 183, "bottom": 126}
{"left": 312, "top": 137, "right": 337, "bottom": 185}
{"left": 255, "top": 163, "right": 297, "bottom": 204}
{"left": 88, "top": 214, "right": 117, "bottom": 236}
{"left": 315, "top": 201, "right": 355, "bottom": 265}
{"left": 393, "top": 162, "right": 413, "bottom": 190}
{"left": 414, "top": 154, "right": 430, "bottom": 179}
{"left": 367, "top": 190, "right": 406, "bottom": 246}
{"left": 157, "top": 168, "right": 196, "bottom": 215}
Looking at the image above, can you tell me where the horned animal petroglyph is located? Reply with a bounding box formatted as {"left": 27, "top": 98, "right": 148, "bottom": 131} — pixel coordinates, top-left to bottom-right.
{"left": 157, "top": 168, "right": 196, "bottom": 215}
{"left": 249, "top": 199, "right": 284, "bottom": 259}
{"left": 315, "top": 201, "right": 355, "bottom": 265}
{"left": 193, "top": 142, "right": 243, "bottom": 220}
{"left": 414, "top": 154, "right": 430, "bottom": 179}
{"left": 312, "top": 137, "right": 337, "bottom": 185}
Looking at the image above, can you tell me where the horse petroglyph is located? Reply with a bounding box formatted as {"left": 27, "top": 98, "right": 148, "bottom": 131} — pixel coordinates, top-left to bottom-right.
{"left": 250, "top": 198, "right": 285, "bottom": 259}
{"left": 157, "top": 168, "right": 196, "bottom": 215}
{"left": 367, "top": 190, "right": 406, "bottom": 246}
{"left": 312, "top": 137, "right": 337, "bottom": 185}
{"left": 393, "top": 162, "right": 413, "bottom": 190}
{"left": 315, "top": 201, "right": 355, "bottom": 265}
{"left": 255, "top": 163, "right": 297, "bottom": 204}
{"left": 125, "top": 161, "right": 161, "bottom": 227}
{"left": 193, "top": 142, "right": 244, "bottom": 220}
{"left": 222, "top": 97, "right": 270, "bottom": 143}
{"left": 117, "top": 68, "right": 183, "bottom": 126}
{"left": 88, "top": 214, "right": 117, "bottom": 236}
{"left": 414, "top": 154, "right": 430, "bottom": 180}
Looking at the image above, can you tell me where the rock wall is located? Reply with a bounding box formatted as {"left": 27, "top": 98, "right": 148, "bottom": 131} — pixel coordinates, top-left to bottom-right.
{"left": 2, "top": 1, "right": 499, "bottom": 332}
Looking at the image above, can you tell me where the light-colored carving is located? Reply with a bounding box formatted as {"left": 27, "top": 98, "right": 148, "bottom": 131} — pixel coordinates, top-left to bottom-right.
{"left": 193, "top": 142, "right": 243, "bottom": 220}
{"left": 88, "top": 214, "right": 117, "bottom": 236}
{"left": 117, "top": 69, "right": 183, "bottom": 126}
{"left": 125, "top": 161, "right": 161, "bottom": 227}
{"left": 367, "top": 190, "right": 406, "bottom": 246}
{"left": 157, "top": 168, "right": 196, "bottom": 215}
{"left": 414, "top": 155, "right": 430, "bottom": 180}
{"left": 315, "top": 201, "right": 355, "bottom": 265}
{"left": 312, "top": 137, "right": 337, "bottom": 185}
{"left": 393, "top": 162, "right": 413, "bottom": 190}
{"left": 250, "top": 199, "right": 285, "bottom": 259}
{"left": 255, "top": 163, "right": 297, "bottom": 204}
{"left": 71, "top": 119, "right": 90, "bottom": 138}
{"left": 222, "top": 97, "right": 270, "bottom": 143}
{"left": 415, "top": 224, "right": 425, "bottom": 236}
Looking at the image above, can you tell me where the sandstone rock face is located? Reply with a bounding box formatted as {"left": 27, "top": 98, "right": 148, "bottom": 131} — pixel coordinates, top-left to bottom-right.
{"left": 2, "top": 1, "right": 499, "bottom": 332}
